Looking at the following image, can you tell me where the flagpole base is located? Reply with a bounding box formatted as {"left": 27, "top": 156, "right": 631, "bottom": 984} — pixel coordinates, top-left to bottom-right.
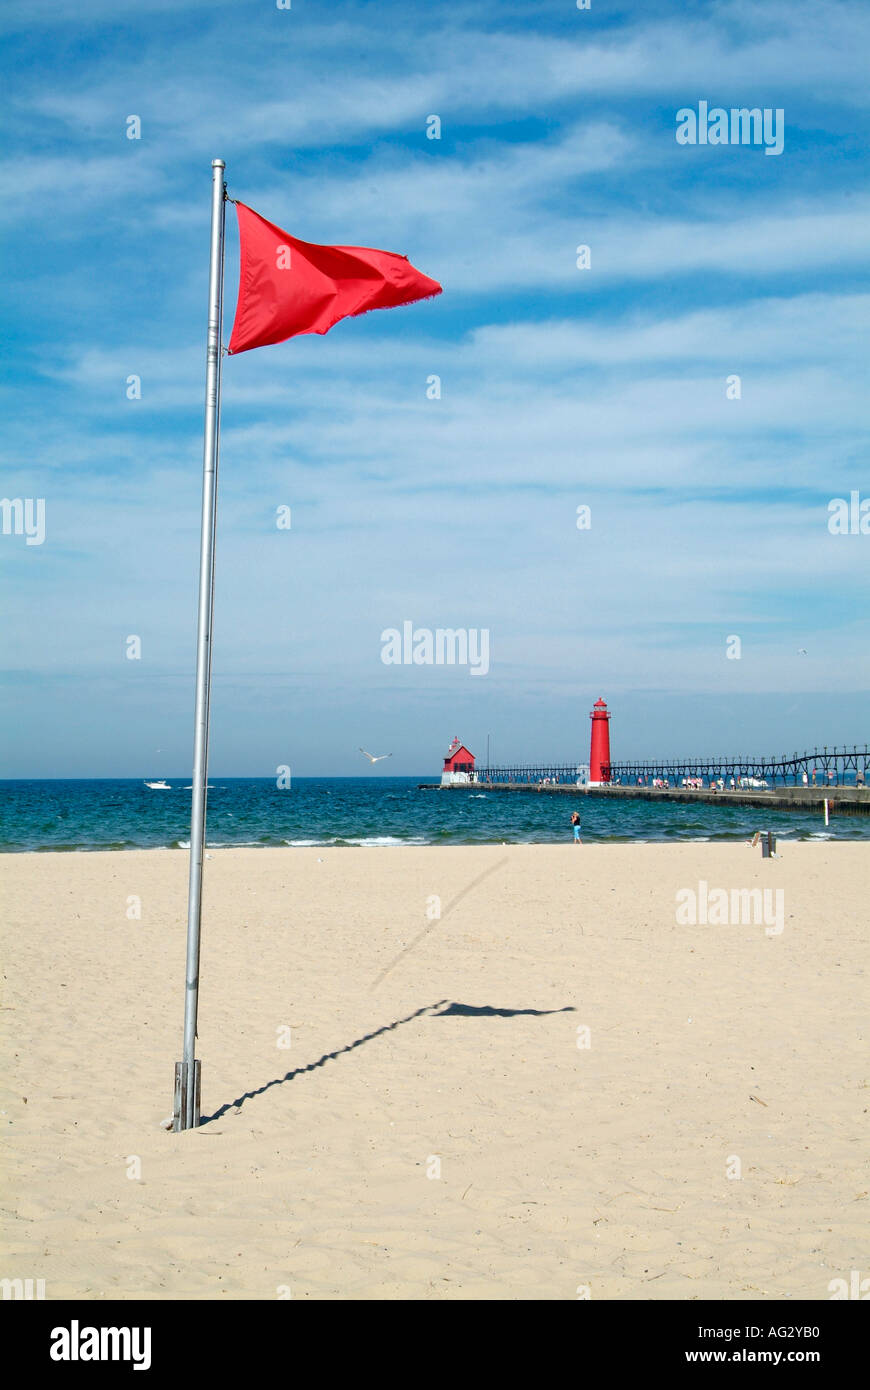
{"left": 172, "top": 1060, "right": 201, "bottom": 1132}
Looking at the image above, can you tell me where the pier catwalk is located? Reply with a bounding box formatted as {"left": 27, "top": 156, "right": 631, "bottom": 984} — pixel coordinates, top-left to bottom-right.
{"left": 418, "top": 781, "right": 870, "bottom": 817}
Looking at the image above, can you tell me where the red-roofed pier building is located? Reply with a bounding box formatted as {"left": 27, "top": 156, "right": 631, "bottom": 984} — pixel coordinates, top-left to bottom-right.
{"left": 441, "top": 736, "right": 476, "bottom": 786}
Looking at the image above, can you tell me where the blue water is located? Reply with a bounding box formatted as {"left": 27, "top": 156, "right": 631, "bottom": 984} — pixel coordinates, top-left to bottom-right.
{"left": 0, "top": 777, "right": 865, "bottom": 851}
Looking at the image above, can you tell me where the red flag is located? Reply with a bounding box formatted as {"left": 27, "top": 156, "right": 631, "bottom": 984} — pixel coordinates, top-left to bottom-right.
{"left": 227, "top": 202, "right": 442, "bottom": 354}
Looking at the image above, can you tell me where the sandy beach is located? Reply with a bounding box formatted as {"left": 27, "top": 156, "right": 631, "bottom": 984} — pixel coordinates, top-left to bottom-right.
{"left": 1, "top": 842, "right": 867, "bottom": 1301}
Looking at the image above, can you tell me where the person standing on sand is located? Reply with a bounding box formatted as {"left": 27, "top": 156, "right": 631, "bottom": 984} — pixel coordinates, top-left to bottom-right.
{"left": 571, "top": 811, "right": 582, "bottom": 844}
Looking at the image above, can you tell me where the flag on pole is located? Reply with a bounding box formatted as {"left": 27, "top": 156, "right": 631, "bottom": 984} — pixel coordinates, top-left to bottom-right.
{"left": 175, "top": 164, "right": 442, "bottom": 1131}
{"left": 227, "top": 202, "right": 442, "bottom": 354}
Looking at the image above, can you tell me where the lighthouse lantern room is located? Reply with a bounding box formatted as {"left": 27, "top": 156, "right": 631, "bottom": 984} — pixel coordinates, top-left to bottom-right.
{"left": 441, "top": 736, "right": 476, "bottom": 786}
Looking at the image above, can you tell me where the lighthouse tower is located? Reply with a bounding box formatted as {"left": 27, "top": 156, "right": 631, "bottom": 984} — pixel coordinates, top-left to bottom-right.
{"left": 589, "top": 697, "right": 612, "bottom": 785}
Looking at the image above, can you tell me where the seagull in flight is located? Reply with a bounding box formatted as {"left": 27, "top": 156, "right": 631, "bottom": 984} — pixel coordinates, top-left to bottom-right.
{"left": 359, "top": 748, "right": 392, "bottom": 764}
{"left": 798, "top": 648, "right": 808, "bottom": 655}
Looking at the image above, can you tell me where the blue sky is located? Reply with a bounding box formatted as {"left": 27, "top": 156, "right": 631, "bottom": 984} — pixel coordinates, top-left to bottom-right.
{"left": 1, "top": 0, "right": 868, "bottom": 777}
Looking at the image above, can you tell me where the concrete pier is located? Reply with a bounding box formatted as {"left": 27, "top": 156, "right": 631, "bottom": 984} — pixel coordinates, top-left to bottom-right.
{"left": 417, "top": 782, "right": 870, "bottom": 816}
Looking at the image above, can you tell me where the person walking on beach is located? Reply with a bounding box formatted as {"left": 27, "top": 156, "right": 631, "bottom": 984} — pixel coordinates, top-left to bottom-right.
{"left": 571, "top": 811, "right": 582, "bottom": 844}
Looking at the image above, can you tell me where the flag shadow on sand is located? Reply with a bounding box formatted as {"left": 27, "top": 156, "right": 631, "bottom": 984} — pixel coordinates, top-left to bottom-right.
{"left": 199, "top": 1000, "right": 575, "bottom": 1125}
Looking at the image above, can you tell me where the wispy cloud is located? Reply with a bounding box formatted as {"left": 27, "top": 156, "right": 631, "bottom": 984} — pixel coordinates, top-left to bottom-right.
{"left": 2, "top": 0, "right": 868, "bottom": 774}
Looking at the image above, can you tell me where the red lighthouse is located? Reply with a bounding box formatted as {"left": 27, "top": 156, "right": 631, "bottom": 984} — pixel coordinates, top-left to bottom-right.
{"left": 441, "top": 736, "right": 476, "bottom": 786}
{"left": 589, "top": 697, "right": 612, "bottom": 784}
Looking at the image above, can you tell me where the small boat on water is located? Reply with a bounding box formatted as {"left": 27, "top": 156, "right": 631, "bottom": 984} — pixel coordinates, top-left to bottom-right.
{"left": 144, "top": 779, "right": 171, "bottom": 789}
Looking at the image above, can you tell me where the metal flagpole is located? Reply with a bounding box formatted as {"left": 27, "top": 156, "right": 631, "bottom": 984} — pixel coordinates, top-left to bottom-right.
{"left": 174, "top": 158, "right": 227, "bottom": 1132}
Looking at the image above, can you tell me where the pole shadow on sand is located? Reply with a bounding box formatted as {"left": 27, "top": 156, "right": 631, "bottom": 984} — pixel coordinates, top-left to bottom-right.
{"left": 199, "top": 1000, "right": 575, "bottom": 1124}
